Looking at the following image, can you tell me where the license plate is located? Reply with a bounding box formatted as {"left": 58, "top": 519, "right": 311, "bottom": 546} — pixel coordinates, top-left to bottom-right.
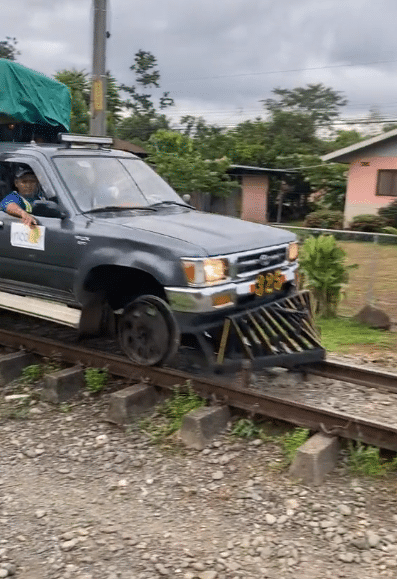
{"left": 253, "top": 269, "right": 286, "bottom": 297}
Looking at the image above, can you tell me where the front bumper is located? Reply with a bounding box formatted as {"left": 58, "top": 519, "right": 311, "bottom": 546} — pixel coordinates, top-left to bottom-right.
{"left": 165, "top": 263, "right": 298, "bottom": 314}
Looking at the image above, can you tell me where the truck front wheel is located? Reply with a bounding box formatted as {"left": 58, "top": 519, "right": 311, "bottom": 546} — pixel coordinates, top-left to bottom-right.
{"left": 118, "top": 295, "right": 180, "bottom": 366}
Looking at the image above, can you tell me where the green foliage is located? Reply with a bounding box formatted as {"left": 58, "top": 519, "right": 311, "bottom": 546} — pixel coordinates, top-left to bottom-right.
{"left": 263, "top": 83, "right": 348, "bottom": 126}
{"left": 117, "top": 113, "right": 170, "bottom": 144}
{"left": 230, "top": 418, "right": 264, "bottom": 438}
{"left": 0, "top": 37, "right": 20, "bottom": 61}
{"left": 347, "top": 441, "right": 397, "bottom": 477}
{"left": 280, "top": 428, "right": 310, "bottom": 463}
{"left": 267, "top": 111, "right": 318, "bottom": 155}
{"left": 276, "top": 154, "right": 347, "bottom": 211}
{"left": 21, "top": 360, "right": 61, "bottom": 384}
{"left": 105, "top": 74, "right": 123, "bottom": 137}
{"left": 54, "top": 69, "right": 89, "bottom": 134}
{"left": 378, "top": 200, "right": 397, "bottom": 228}
{"left": 147, "top": 130, "right": 235, "bottom": 197}
{"left": 55, "top": 69, "right": 122, "bottom": 136}
{"left": 2, "top": 397, "right": 31, "bottom": 420}
{"left": 304, "top": 209, "right": 343, "bottom": 229}
{"left": 119, "top": 49, "right": 174, "bottom": 143}
{"left": 349, "top": 214, "right": 387, "bottom": 232}
{"left": 328, "top": 129, "right": 363, "bottom": 151}
{"left": 383, "top": 226, "right": 397, "bottom": 235}
{"left": 139, "top": 383, "right": 205, "bottom": 442}
{"left": 21, "top": 364, "right": 44, "bottom": 384}
{"left": 180, "top": 116, "right": 236, "bottom": 161}
{"left": 299, "top": 235, "right": 356, "bottom": 317}
{"left": 317, "top": 317, "right": 395, "bottom": 352}
{"left": 84, "top": 368, "right": 109, "bottom": 393}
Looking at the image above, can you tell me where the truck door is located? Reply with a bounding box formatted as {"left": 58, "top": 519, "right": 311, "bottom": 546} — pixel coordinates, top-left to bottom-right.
{"left": 0, "top": 156, "right": 78, "bottom": 295}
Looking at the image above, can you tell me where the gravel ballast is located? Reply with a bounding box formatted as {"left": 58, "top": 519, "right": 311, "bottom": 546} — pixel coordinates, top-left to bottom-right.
{"left": 1, "top": 390, "right": 397, "bottom": 579}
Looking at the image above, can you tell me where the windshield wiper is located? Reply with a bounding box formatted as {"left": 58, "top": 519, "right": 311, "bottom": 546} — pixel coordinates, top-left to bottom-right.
{"left": 83, "top": 205, "right": 156, "bottom": 214}
{"left": 149, "top": 200, "right": 195, "bottom": 209}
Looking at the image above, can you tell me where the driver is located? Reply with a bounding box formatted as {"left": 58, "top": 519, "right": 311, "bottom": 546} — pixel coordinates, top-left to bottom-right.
{"left": 0, "top": 167, "right": 39, "bottom": 228}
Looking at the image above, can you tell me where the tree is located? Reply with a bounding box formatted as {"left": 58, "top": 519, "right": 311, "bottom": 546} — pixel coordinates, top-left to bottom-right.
{"left": 105, "top": 73, "right": 123, "bottom": 137}
{"left": 118, "top": 50, "right": 174, "bottom": 143}
{"left": 276, "top": 153, "right": 348, "bottom": 211}
{"left": 146, "top": 130, "right": 234, "bottom": 198}
{"left": 54, "top": 70, "right": 90, "bottom": 134}
{"left": 180, "top": 116, "right": 236, "bottom": 161}
{"left": 54, "top": 70, "right": 123, "bottom": 135}
{"left": 263, "top": 83, "right": 347, "bottom": 127}
{"left": 328, "top": 129, "right": 363, "bottom": 151}
{"left": 0, "top": 37, "right": 20, "bottom": 61}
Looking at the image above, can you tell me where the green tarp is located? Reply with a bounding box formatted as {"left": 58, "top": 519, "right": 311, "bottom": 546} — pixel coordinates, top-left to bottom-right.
{"left": 0, "top": 59, "right": 71, "bottom": 131}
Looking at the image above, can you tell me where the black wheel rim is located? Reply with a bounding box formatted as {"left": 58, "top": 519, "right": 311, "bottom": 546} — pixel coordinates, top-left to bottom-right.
{"left": 119, "top": 296, "right": 179, "bottom": 366}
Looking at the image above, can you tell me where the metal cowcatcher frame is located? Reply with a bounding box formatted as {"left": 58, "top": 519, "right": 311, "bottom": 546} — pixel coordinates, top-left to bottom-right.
{"left": 193, "top": 290, "right": 325, "bottom": 372}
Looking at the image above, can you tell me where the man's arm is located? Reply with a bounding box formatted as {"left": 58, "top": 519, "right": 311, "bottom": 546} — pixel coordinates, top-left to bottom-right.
{"left": 4, "top": 202, "right": 37, "bottom": 228}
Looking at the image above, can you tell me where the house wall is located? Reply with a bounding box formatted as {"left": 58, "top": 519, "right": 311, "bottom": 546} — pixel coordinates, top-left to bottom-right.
{"left": 344, "top": 156, "right": 397, "bottom": 226}
{"left": 240, "top": 174, "right": 269, "bottom": 223}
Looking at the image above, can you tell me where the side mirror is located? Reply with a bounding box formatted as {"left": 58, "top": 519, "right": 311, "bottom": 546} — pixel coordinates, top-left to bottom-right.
{"left": 32, "top": 200, "right": 66, "bottom": 219}
{"left": 182, "top": 193, "right": 191, "bottom": 204}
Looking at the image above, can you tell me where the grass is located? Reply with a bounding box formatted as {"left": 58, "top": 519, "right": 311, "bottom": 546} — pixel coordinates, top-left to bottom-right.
{"left": 347, "top": 441, "right": 397, "bottom": 477}
{"left": 317, "top": 317, "right": 397, "bottom": 354}
{"left": 139, "top": 382, "right": 206, "bottom": 443}
{"left": 280, "top": 427, "right": 310, "bottom": 464}
{"left": 84, "top": 367, "right": 109, "bottom": 393}
{"left": 231, "top": 419, "right": 309, "bottom": 466}
{"left": 21, "top": 360, "right": 61, "bottom": 384}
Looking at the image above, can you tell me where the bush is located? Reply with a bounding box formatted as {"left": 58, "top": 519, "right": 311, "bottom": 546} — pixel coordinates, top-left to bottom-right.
{"left": 303, "top": 209, "right": 343, "bottom": 230}
{"left": 299, "top": 235, "right": 357, "bottom": 317}
{"left": 349, "top": 214, "right": 386, "bottom": 232}
{"left": 383, "top": 226, "right": 397, "bottom": 235}
{"left": 378, "top": 199, "right": 397, "bottom": 227}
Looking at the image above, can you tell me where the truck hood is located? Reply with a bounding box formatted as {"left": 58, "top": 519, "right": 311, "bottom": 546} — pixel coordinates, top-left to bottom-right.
{"left": 117, "top": 210, "right": 295, "bottom": 255}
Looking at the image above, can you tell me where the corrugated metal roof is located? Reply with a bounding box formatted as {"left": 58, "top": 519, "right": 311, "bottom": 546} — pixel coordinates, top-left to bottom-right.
{"left": 322, "top": 128, "right": 397, "bottom": 163}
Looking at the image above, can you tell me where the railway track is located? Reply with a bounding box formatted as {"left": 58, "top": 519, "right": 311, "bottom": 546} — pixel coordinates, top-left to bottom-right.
{"left": 1, "top": 326, "right": 397, "bottom": 452}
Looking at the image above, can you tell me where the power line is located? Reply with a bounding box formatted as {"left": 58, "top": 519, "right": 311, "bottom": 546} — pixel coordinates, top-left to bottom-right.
{"left": 167, "top": 59, "right": 397, "bottom": 83}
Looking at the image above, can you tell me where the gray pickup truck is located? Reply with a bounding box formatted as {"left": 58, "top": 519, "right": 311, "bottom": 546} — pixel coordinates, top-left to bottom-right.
{"left": 0, "top": 134, "right": 324, "bottom": 369}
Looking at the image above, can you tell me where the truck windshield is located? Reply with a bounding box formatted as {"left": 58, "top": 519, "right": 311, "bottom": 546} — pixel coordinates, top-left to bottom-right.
{"left": 53, "top": 156, "right": 185, "bottom": 212}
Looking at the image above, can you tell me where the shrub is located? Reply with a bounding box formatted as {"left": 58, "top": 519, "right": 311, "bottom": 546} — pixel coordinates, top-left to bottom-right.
{"left": 299, "top": 235, "right": 357, "bottom": 317}
{"left": 349, "top": 214, "right": 386, "bottom": 232}
{"left": 303, "top": 209, "right": 343, "bottom": 230}
{"left": 378, "top": 199, "right": 397, "bottom": 227}
{"left": 383, "top": 226, "right": 397, "bottom": 235}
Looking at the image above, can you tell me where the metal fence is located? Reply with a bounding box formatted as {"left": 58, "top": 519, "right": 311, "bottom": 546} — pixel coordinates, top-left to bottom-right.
{"left": 276, "top": 225, "right": 397, "bottom": 323}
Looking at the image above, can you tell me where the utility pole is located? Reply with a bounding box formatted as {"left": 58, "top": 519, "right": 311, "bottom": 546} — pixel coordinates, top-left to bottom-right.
{"left": 90, "top": 0, "right": 107, "bottom": 136}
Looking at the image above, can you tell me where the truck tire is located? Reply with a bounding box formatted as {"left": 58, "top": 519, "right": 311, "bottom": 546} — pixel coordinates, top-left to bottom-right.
{"left": 118, "top": 295, "right": 180, "bottom": 366}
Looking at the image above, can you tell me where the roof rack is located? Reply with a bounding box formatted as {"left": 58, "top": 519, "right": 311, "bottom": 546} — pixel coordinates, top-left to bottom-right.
{"left": 58, "top": 133, "right": 113, "bottom": 148}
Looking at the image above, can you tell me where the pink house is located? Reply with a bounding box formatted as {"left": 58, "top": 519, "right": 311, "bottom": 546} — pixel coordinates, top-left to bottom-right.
{"left": 322, "top": 128, "right": 397, "bottom": 226}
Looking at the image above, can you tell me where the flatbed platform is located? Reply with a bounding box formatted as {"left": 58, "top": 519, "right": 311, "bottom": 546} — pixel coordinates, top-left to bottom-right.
{"left": 0, "top": 291, "right": 80, "bottom": 327}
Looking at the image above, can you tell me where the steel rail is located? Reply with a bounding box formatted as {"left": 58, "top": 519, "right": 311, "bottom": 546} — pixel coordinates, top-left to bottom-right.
{"left": 305, "top": 359, "right": 397, "bottom": 393}
{"left": 1, "top": 328, "right": 397, "bottom": 451}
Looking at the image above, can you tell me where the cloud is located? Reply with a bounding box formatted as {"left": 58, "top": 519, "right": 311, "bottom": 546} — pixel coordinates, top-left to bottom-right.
{"left": 1, "top": 0, "right": 397, "bottom": 126}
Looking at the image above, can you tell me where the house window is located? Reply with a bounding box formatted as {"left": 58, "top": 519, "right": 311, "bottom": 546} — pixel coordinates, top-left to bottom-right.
{"left": 376, "top": 170, "right": 397, "bottom": 196}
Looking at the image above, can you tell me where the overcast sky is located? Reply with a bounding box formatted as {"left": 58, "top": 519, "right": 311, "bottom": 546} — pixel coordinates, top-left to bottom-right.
{"left": 2, "top": 0, "right": 397, "bottom": 130}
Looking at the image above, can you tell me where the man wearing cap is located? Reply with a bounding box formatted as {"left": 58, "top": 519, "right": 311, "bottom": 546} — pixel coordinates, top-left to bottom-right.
{"left": 0, "top": 168, "right": 39, "bottom": 228}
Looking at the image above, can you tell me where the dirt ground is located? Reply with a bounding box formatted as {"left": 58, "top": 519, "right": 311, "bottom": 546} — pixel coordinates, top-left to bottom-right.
{"left": 337, "top": 241, "right": 397, "bottom": 321}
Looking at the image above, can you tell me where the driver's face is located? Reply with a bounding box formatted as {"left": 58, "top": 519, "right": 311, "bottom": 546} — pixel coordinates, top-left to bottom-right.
{"left": 15, "top": 174, "right": 38, "bottom": 198}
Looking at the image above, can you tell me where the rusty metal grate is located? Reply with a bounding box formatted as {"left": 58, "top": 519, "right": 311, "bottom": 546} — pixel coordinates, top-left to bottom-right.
{"left": 214, "top": 290, "right": 322, "bottom": 367}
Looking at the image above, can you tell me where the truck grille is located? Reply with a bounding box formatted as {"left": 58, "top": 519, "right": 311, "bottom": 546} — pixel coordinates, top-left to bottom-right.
{"left": 235, "top": 245, "right": 287, "bottom": 279}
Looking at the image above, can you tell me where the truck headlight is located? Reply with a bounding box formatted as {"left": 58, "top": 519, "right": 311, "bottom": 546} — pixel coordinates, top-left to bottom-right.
{"left": 182, "top": 258, "right": 228, "bottom": 285}
{"left": 287, "top": 242, "right": 299, "bottom": 261}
